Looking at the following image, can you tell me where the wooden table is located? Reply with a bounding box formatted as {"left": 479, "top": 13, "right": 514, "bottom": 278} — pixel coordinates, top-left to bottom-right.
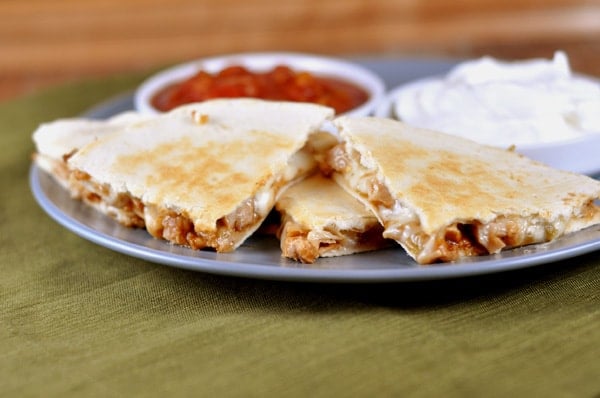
{"left": 1, "top": 0, "right": 599, "bottom": 102}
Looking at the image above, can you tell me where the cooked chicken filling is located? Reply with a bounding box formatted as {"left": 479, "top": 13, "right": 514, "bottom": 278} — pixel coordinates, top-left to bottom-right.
{"left": 68, "top": 172, "right": 275, "bottom": 251}
{"left": 66, "top": 148, "right": 315, "bottom": 252}
{"left": 144, "top": 196, "right": 264, "bottom": 252}
{"left": 278, "top": 217, "right": 387, "bottom": 264}
{"left": 33, "top": 151, "right": 75, "bottom": 189}
{"left": 327, "top": 143, "right": 572, "bottom": 264}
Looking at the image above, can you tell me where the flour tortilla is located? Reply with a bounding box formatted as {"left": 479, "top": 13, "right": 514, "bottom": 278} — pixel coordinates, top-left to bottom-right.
{"left": 38, "top": 99, "right": 334, "bottom": 252}
{"left": 328, "top": 116, "right": 600, "bottom": 264}
{"left": 32, "top": 111, "right": 148, "bottom": 188}
{"left": 275, "top": 174, "right": 388, "bottom": 263}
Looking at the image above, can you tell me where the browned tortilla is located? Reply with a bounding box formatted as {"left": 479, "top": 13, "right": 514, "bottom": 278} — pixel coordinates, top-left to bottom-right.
{"left": 328, "top": 116, "right": 600, "bottom": 264}
{"left": 35, "top": 99, "right": 334, "bottom": 252}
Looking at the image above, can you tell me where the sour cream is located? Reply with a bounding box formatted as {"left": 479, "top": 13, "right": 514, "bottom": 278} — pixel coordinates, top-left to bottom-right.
{"left": 393, "top": 52, "right": 600, "bottom": 148}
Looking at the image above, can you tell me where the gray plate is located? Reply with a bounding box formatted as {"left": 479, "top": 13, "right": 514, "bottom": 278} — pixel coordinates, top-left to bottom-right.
{"left": 30, "top": 58, "right": 600, "bottom": 283}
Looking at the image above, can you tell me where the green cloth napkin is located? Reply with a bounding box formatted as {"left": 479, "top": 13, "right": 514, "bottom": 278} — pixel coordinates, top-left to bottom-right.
{"left": 1, "top": 73, "right": 599, "bottom": 398}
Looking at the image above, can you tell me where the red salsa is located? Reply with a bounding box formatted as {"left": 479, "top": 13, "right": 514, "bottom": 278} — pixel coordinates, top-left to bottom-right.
{"left": 151, "top": 65, "right": 369, "bottom": 114}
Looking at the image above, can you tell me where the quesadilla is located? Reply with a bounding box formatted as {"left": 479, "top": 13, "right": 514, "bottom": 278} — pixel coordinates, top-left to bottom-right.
{"left": 32, "top": 111, "right": 149, "bottom": 189}
{"left": 326, "top": 116, "right": 600, "bottom": 264}
{"left": 36, "top": 99, "right": 334, "bottom": 252}
{"left": 275, "top": 174, "right": 389, "bottom": 263}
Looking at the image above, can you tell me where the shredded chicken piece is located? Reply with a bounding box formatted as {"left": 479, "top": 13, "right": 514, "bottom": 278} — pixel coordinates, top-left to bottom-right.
{"left": 69, "top": 171, "right": 267, "bottom": 252}
{"left": 280, "top": 221, "right": 320, "bottom": 264}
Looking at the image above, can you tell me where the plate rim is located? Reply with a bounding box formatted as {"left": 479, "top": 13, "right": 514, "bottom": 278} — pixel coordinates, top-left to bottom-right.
{"left": 30, "top": 162, "right": 600, "bottom": 283}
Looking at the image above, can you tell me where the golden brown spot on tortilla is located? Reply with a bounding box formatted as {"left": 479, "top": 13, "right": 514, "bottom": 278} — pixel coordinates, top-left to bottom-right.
{"left": 111, "top": 131, "right": 294, "bottom": 211}
{"left": 190, "top": 110, "right": 209, "bottom": 125}
{"left": 416, "top": 151, "right": 510, "bottom": 205}
{"left": 368, "top": 137, "right": 525, "bottom": 221}
{"left": 369, "top": 137, "right": 428, "bottom": 178}
{"left": 562, "top": 192, "right": 589, "bottom": 207}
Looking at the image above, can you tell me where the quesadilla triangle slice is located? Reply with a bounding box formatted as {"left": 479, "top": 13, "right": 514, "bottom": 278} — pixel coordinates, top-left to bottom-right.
{"left": 327, "top": 116, "right": 600, "bottom": 265}
{"left": 32, "top": 111, "right": 150, "bottom": 189}
{"left": 66, "top": 99, "right": 334, "bottom": 252}
{"left": 275, "top": 174, "right": 390, "bottom": 264}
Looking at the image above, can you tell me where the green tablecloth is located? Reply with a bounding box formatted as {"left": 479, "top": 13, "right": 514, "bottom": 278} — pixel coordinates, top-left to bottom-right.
{"left": 1, "top": 74, "right": 599, "bottom": 398}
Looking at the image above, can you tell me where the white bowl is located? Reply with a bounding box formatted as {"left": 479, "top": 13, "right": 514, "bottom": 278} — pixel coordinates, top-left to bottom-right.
{"left": 376, "top": 81, "right": 600, "bottom": 176}
{"left": 135, "top": 52, "right": 386, "bottom": 117}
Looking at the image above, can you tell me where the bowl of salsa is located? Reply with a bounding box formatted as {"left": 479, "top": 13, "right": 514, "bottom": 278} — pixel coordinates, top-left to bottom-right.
{"left": 134, "top": 52, "right": 385, "bottom": 116}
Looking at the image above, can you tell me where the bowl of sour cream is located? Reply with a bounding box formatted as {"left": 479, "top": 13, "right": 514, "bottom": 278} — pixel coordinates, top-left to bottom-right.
{"left": 375, "top": 52, "right": 600, "bottom": 175}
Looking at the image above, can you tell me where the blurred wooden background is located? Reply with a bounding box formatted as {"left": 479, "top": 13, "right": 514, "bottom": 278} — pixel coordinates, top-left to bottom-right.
{"left": 1, "top": 0, "right": 599, "bottom": 102}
